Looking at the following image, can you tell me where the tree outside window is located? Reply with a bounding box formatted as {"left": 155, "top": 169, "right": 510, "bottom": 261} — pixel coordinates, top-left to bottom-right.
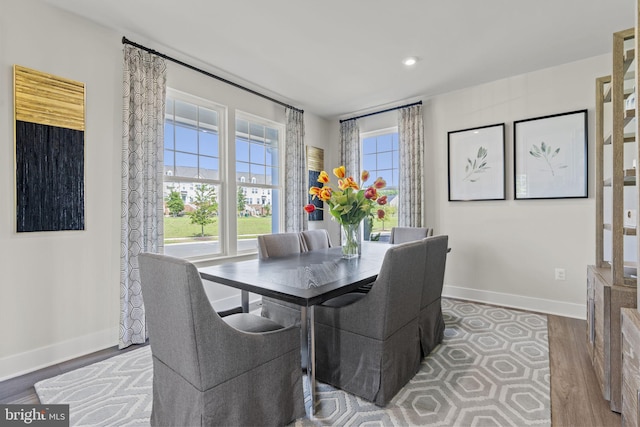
{"left": 189, "top": 184, "right": 218, "bottom": 237}
{"left": 166, "top": 189, "right": 185, "bottom": 217}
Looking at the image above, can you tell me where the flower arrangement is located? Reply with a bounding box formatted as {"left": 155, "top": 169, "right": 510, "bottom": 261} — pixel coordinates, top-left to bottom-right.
{"left": 304, "top": 165, "right": 387, "bottom": 225}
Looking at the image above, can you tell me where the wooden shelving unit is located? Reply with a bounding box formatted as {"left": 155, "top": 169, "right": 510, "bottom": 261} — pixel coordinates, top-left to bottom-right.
{"left": 589, "top": 27, "right": 638, "bottom": 414}
{"left": 619, "top": 5, "right": 640, "bottom": 424}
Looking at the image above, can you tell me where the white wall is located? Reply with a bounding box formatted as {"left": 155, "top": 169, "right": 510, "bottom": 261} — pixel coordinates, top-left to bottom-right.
{"left": 0, "top": 0, "right": 329, "bottom": 380}
{"left": 1, "top": 0, "right": 123, "bottom": 381}
{"left": 331, "top": 55, "right": 609, "bottom": 318}
{"left": 428, "top": 55, "right": 610, "bottom": 318}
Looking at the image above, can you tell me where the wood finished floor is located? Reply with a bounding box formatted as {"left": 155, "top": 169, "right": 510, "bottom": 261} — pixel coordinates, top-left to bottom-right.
{"left": 0, "top": 315, "right": 622, "bottom": 426}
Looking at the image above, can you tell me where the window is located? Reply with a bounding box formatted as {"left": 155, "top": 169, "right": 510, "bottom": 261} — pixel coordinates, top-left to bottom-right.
{"left": 162, "top": 90, "right": 284, "bottom": 260}
{"left": 361, "top": 128, "right": 399, "bottom": 233}
{"left": 163, "top": 92, "right": 224, "bottom": 259}
{"left": 236, "top": 114, "right": 282, "bottom": 244}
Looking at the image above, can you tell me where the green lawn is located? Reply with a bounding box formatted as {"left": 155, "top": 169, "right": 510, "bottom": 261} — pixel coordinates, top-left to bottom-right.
{"left": 164, "top": 215, "right": 273, "bottom": 244}
{"left": 164, "top": 215, "right": 397, "bottom": 244}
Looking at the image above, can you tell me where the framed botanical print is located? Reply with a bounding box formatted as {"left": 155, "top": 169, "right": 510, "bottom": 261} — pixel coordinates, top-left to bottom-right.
{"left": 514, "top": 110, "right": 587, "bottom": 199}
{"left": 448, "top": 123, "right": 506, "bottom": 201}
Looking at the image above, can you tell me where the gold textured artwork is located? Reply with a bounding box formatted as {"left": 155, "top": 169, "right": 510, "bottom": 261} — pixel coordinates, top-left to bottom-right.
{"left": 14, "top": 65, "right": 85, "bottom": 130}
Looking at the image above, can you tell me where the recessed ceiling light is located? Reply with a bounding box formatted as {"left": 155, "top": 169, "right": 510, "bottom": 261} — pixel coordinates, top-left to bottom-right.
{"left": 402, "top": 57, "right": 418, "bottom": 66}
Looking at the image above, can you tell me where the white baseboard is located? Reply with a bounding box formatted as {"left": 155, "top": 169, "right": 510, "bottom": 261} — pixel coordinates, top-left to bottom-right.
{"left": 443, "top": 284, "right": 586, "bottom": 320}
{"left": 0, "top": 327, "right": 118, "bottom": 382}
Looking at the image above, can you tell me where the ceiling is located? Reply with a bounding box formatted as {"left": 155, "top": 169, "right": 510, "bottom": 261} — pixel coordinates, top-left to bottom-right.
{"left": 41, "top": 0, "right": 634, "bottom": 119}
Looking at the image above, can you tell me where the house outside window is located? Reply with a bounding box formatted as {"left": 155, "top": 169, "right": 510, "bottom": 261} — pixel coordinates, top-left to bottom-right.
{"left": 236, "top": 113, "right": 282, "bottom": 234}
{"left": 361, "top": 128, "right": 399, "bottom": 234}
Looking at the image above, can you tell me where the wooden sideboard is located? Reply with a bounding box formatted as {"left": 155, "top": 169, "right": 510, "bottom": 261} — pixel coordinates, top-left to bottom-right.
{"left": 587, "top": 265, "right": 637, "bottom": 412}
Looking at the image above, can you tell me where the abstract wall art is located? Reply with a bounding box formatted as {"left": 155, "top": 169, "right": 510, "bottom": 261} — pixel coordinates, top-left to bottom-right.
{"left": 14, "top": 65, "right": 85, "bottom": 232}
{"left": 306, "top": 145, "right": 324, "bottom": 221}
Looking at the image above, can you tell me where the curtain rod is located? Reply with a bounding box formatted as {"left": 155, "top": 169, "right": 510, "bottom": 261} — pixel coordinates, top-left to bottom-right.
{"left": 339, "top": 101, "right": 422, "bottom": 123}
{"left": 122, "top": 37, "right": 303, "bottom": 114}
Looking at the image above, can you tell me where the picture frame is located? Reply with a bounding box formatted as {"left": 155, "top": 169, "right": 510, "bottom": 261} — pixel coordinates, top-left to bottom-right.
{"left": 514, "top": 109, "right": 587, "bottom": 200}
{"left": 306, "top": 145, "right": 324, "bottom": 221}
{"left": 14, "top": 65, "right": 86, "bottom": 232}
{"left": 448, "top": 123, "right": 506, "bottom": 201}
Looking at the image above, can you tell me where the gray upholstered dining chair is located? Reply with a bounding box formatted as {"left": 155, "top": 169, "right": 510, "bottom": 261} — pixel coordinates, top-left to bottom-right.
{"left": 419, "top": 235, "right": 449, "bottom": 357}
{"left": 313, "top": 239, "right": 426, "bottom": 406}
{"left": 389, "top": 226, "right": 433, "bottom": 244}
{"left": 256, "top": 232, "right": 305, "bottom": 258}
{"left": 300, "top": 229, "right": 332, "bottom": 251}
{"left": 355, "top": 227, "right": 431, "bottom": 294}
{"left": 139, "top": 253, "right": 305, "bottom": 427}
{"left": 258, "top": 233, "right": 306, "bottom": 327}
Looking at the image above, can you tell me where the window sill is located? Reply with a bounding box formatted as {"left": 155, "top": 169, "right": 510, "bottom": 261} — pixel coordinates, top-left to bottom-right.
{"left": 190, "top": 251, "right": 258, "bottom": 268}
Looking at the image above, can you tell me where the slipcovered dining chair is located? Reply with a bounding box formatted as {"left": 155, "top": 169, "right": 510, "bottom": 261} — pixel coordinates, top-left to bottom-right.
{"left": 139, "top": 253, "right": 305, "bottom": 427}
{"left": 419, "top": 235, "right": 449, "bottom": 357}
{"left": 300, "top": 229, "right": 332, "bottom": 251}
{"left": 259, "top": 233, "right": 306, "bottom": 327}
{"left": 313, "top": 240, "right": 426, "bottom": 406}
{"left": 389, "top": 226, "right": 433, "bottom": 244}
{"left": 257, "top": 232, "right": 305, "bottom": 258}
{"left": 355, "top": 227, "right": 431, "bottom": 295}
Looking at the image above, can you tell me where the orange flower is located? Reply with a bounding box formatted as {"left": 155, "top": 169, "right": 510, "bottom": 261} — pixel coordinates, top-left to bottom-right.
{"left": 319, "top": 187, "right": 332, "bottom": 201}
{"left": 373, "top": 177, "right": 386, "bottom": 189}
{"left": 303, "top": 165, "right": 384, "bottom": 227}
{"left": 317, "top": 171, "right": 330, "bottom": 184}
{"left": 309, "top": 186, "right": 322, "bottom": 199}
{"left": 364, "top": 187, "right": 378, "bottom": 200}
{"left": 338, "top": 177, "right": 359, "bottom": 191}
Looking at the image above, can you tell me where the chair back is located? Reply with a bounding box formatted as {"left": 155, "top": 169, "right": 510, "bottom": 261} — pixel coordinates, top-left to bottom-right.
{"left": 421, "top": 235, "right": 449, "bottom": 308}
{"left": 257, "top": 232, "right": 305, "bottom": 259}
{"left": 139, "top": 253, "right": 305, "bottom": 425}
{"left": 390, "top": 226, "right": 432, "bottom": 244}
{"left": 365, "top": 240, "right": 426, "bottom": 339}
{"left": 300, "top": 229, "right": 332, "bottom": 251}
{"left": 139, "top": 253, "right": 223, "bottom": 389}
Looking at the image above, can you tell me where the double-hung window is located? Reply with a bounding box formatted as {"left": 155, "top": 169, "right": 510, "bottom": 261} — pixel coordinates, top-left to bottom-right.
{"left": 361, "top": 128, "right": 399, "bottom": 232}
{"left": 162, "top": 89, "right": 284, "bottom": 260}
{"left": 163, "top": 91, "right": 224, "bottom": 259}
{"left": 235, "top": 113, "right": 282, "bottom": 248}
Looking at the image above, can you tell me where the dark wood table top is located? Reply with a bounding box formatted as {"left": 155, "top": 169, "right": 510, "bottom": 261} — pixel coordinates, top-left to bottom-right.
{"left": 199, "top": 241, "right": 391, "bottom": 307}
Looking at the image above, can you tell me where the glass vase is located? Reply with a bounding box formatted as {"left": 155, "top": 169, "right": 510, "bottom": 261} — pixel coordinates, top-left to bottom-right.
{"left": 341, "top": 222, "right": 362, "bottom": 259}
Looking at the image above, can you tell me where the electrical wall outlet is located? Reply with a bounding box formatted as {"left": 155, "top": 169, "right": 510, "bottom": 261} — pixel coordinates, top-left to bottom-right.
{"left": 555, "top": 268, "right": 566, "bottom": 281}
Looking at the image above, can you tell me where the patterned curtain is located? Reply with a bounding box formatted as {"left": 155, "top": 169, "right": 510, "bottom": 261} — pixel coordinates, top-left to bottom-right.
{"left": 284, "top": 108, "right": 306, "bottom": 232}
{"left": 397, "top": 104, "right": 424, "bottom": 227}
{"left": 119, "top": 46, "right": 167, "bottom": 348}
{"left": 340, "top": 119, "right": 360, "bottom": 179}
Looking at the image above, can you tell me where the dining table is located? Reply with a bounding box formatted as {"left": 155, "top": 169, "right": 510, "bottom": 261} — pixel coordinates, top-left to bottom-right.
{"left": 198, "top": 241, "right": 391, "bottom": 413}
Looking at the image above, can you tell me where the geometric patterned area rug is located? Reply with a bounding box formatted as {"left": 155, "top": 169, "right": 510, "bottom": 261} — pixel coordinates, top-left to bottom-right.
{"left": 35, "top": 299, "right": 550, "bottom": 426}
{"left": 35, "top": 347, "right": 153, "bottom": 426}
{"left": 296, "top": 298, "right": 551, "bottom": 426}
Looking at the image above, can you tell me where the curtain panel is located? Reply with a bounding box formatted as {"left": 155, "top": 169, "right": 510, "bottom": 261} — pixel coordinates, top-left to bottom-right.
{"left": 340, "top": 120, "right": 360, "bottom": 180}
{"left": 284, "top": 108, "right": 306, "bottom": 232}
{"left": 120, "top": 45, "right": 167, "bottom": 349}
{"left": 398, "top": 104, "right": 424, "bottom": 227}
